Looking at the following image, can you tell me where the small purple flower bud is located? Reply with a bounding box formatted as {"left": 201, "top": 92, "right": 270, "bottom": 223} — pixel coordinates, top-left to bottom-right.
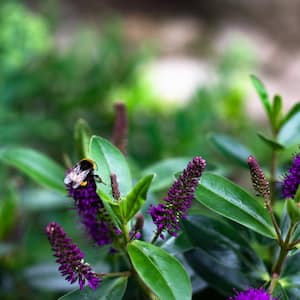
{"left": 149, "top": 156, "right": 206, "bottom": 239}
{"left": 247, "top": 155, "right": 270, "bottom": 199}
{"left": 66, "top": 169, "right": 120, "bottom": 247}
{"left": 110, "top": 173, "right": 121, "bottom": 200}
{"left": 112, "top": 102, "right": 128, "bottom": 155}
{"left": 282, "top": 151, "right": 300, "bottom": 199}
{"left": 46, "top": 222, "right": 101, "bottom": 290}
{"left": 229, "top": 288, "right": 276, "bottom": 300}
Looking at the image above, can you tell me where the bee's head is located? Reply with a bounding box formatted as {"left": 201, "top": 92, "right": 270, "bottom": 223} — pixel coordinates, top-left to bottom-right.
{"left": 79, "top": 158, "right": 96, "bottom": 171}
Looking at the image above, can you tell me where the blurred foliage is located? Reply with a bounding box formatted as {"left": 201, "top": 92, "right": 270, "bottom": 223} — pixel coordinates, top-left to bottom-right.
{"left": 1, "top": 1, "right": 290, "bottom": 300}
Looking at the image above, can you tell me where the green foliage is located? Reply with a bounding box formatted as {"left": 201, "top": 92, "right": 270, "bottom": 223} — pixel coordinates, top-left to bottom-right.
{"left": 196, "top": 172, "right": 276, "bottom": 238}
{"left": 128, "top": 240, "right": 192, "bottom": 300}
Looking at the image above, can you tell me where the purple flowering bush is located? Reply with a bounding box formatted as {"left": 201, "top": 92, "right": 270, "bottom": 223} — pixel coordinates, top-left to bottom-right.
{"left": 3, "top": 78, "right": 300, "bottom": 300}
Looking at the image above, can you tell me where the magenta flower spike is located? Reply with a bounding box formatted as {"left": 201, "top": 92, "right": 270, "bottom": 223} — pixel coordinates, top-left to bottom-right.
{"left": 229, "top": 288, "right": 277, "bottom": 300}
{"left": 149, "top": 156, "right": 206, "bottom": 239}
{"left": 46, "top": 222, "right": 101, "bottom": 290}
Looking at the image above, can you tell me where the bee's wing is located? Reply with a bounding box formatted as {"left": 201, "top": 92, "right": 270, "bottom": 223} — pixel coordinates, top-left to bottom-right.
{"left": 64, "top": 173, "right": 73, "bottom": 185}
{"left": 71, "top": 169, "right": 90, "bottom": 188}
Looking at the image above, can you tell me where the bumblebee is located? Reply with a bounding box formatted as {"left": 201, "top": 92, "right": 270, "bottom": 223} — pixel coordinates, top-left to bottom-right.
{"left": 64, "top": 158, "right": 96, "bottom": 189}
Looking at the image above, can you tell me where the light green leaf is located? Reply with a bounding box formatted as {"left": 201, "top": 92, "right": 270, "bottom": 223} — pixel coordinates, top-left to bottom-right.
{"left": 250, "top": 75, "right": 272, "bottom": 118}
{"left": 0, "top": 147, "right": 65, "bottom": 193}
{"left": 278, "top": 110, "right": 300, "bottom": 146}
{"left": 257, "top": 132, "right": 285, "bottom": 150}
{"left": 196, "top": 172, "right": 276, "bottom": 239}
{"left": 58, "top": 277, "right": 128, "bottom": 300}
{"left": 128, "top": 240, "right": 192, "bottom": 300}
{"left": 119, "top": 174, "right": 154, "bottom": 223}
{"left": 89, "top": 136, "right": 132, "bottom": 199}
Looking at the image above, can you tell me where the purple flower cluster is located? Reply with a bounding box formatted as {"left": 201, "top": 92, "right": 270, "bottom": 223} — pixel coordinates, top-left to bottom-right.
{"left": 46, "top": 222, "right": 101, "bottom": 290}
{"left": 247, "top": 155, "right": 270, "bottom": 199}
{"left": 66, "top": 173, "right": 119, "bottom": 246}
{"left": 282, "top": 151, "right": 300, "bottom": 199}
{"left": 149, "top": 156, "right": 206, "bottom": 238}
{"left": 229, "top": 288, "right": 276, "bottom": 300}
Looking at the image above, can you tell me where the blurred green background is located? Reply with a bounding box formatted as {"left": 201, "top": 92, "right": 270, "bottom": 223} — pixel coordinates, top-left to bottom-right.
{"left": 1, "top": 1, "right": 300, "bottom": 299}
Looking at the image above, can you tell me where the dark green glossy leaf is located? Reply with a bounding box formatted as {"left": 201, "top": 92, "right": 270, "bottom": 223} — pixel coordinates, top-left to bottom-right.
{"left": 0, "top": 147, "right": 65, "bottom": 193}
{"left": 89, "top": 136, "right": 132, "bottom": 199}
{"left": 128, "top": 240, "right": 192, "bottom": 300}
{"left": 58, "top": 277, "right": 128, "bottom": 300}
{"left": 209, "top": 134, "right": 251, "bottom": 167}
{"left": 185, "top": 248, "right": 250, "bottom": 295}
{"left": 183, "top": 215, "right": 266, "bottom": 272}
{"left": 278, "top": 111, "right": 300, "bottom": 146}
{"left": 196, "top": 172, "right": 276, "bottom": 239}
{"left": 250, "top": 75, "right": 272, "bottom": 118}
{"left": 183, "top": 216, "right": 266, "bottom": 295}
{"left": 257, "top": 132, "right": 284, "bottom": 150}
{"left": 143, "top": 158, "right": 190, "bottom": 192}
{"left": 74, "top": 118, "right": 91, "bottom": 158}
{"left": 120, "top": 174, "right": 154, "bottom": 223}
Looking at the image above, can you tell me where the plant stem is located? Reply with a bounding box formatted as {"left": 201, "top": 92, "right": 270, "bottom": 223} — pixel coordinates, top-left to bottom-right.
{"left": 265, "top": 197, "right": 282, "bottom": 245}
{"left": 150, "top": 230, "right": 161, "bottom": 244}
{"left": 269, "top": 223, "right": 295, "bottom": 294}
{"left": 97, "top": 271, "right": 131, "bottom": 278}
{"left": 270, "top": 149, "right": 278, "bottom": 204}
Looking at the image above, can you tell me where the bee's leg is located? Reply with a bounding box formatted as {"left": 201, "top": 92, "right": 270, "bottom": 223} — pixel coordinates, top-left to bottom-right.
{"left": 94, "top": 175, "right": 106, "bottom": 185}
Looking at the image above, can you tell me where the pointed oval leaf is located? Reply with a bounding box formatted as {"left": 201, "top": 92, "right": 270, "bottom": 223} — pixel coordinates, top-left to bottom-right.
{"left": 183, "top": 215, "right": 266, "bottom": 273}
{"left": 0, "top": 147, "right": 65, "bottom": 193}
{"left": 250, "top": 75, "right": 272, "bottom": 118}
{"left": 89, "top": 136, "right": 132, "bottom": 199}
{"left": 196, "top": 172, "right": 276, "bottom": 239}
{"left": 257, "top": 132, "right": 285, "bottom": 150}
{"left": 128, "top": 240, "right": 192, "bottom": 300}
{"left": 209, "top": 134, "right": 251, "bottom": 167}
{"left": 280, "top": 102, "right": 300, "bottom": 128}
{"left": 58, "top": 277, "right": 128, "bottom": 300}
{"left": 121, "top": 174, "right": 154, "bottom": 223}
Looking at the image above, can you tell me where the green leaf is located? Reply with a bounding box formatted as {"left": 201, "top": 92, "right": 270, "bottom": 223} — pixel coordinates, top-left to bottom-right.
{"left": 128, "top": 240, "right": 192, "bottom": 300}
{"left": 89, "top": 136, "right": 132, "bottom": 199}
{"left": 287, "top": 199, "right": 300, "bottom": 224}
{"left": 271, "top": 94, "right": 283, "bottom": 130}
{"left": 273, "top": 281, "right": 289, "bottom": 300}
{"left": 119, "top": 174, "right": 154, "bottom": 223}
{"left": 58, "top": 277, "right": 128, "bottom": 300}
{"left": 280, "top": 102, "right": 300, "bottom": 128}
{"left": 183, "top": 216, "right": 266, "bottom": 295}
{"left": 185, "top": 248, "right": 250, "bottom": 295}
{"left": 74, "top": 118, "right": 91, "bottom": 158}
{"left": 196, "top": 172, "right": 276, "bottom": 239}
{"left": 209, "top": 134, "right": 251, "bottom": 167}
{"left": 257, "top": 132, "right": 285, "bottom": 150}
{"left": 143, "top": 158, "right": 190, "bottom": 192}
{"left": 0, "top": 147, "right": 65, "bottom": 193}
{"left": 278, "top": 110, "right": 300, "bottom": 146}
{"left": 183, "top": 215, "right": 266, "bottom": 272}
{"left": 250, "top": 75, "right": 272, "bottom": 118}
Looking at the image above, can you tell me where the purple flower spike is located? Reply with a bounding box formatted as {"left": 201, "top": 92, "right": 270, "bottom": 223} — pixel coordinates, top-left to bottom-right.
{"left": 46, "top": 222, "right": 101, "bottom": 290}
{"left": 66, "top": 171, "right": 119, "bottom": 246}
{"left": 149, "top": 156, "right": 206, "bottom": 238}
{"left": 229, "top": 288, "right": 277, "bottom": 300}
{"left": 282, "top": 151, "right": 300, "bottom": 199}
